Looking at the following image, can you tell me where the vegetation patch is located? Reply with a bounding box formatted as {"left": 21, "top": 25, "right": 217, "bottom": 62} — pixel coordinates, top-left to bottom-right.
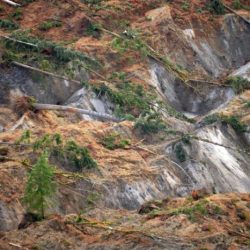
{"left": 101, "top": 132, "right": 130, "bottom": 150}
{"left": 134, "top": 111, "right": 166, "bottom": 135}
{"left": 207, "top": 0, "right": 225, "bottom": 15}
{"left": 225, "top": 76, "right": 250, "bottom": 94}
{"left": 202, "top": 114, "right": 247, "bottom": 133}
{"left": 17, "top": 132, "right": 97, "bottom": 171}
{"left": 170, "top": 200, "right": 209, "bottom": 221}
{"left": 174, "top": 143, "right": 186, "bottom": 162}
{"left": 38, "top": 19, "right": 62, "bottom": 31}
{"left": 0, "top": 19, "right": 19, "bottom": 30}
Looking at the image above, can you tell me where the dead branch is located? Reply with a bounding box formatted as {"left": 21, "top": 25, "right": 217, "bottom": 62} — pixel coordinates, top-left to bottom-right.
{"left": 67, "top": 217, "right": 190, "bottom": 246}
{"left": 134, "top": 145, "right": 194, "bottom": 185}
{"left": 9, "top": 114, "right": 26, "bottom": 131}
{"left": 33, "top": 103, "right": 121, "bottom": 122}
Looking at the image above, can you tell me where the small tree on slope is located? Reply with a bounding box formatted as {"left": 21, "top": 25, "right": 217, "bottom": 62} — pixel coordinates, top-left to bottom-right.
{"left": 23, "top": 152, "right": 56, "bottom": 219}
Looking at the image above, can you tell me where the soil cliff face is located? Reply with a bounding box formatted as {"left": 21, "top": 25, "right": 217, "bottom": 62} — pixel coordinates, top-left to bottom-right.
{"left": 0, "top": 0, "right": 250, "bottom": 249}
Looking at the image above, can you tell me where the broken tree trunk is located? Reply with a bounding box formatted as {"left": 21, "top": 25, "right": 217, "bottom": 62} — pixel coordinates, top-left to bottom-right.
{"left": 13, "top": 61, "right": 82, "bottom": 85}
{"left": 223, "top": 3, "right": 250, "bottom": 25}
{"left": 1, "top": 0, "right": 20, "bottom": 7}
{"left": 33, "top": 103, "right": 121, "bottom": 122}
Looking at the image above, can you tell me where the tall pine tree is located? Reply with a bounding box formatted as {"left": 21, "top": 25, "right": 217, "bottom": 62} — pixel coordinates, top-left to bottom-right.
{"left": 23, "top": 152, "right": 56, "bottom": 219}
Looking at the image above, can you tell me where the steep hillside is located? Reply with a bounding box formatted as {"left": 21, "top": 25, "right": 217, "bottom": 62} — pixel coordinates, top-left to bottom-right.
{"left": 0, "top": 0, "right": 250, "bottom": 249}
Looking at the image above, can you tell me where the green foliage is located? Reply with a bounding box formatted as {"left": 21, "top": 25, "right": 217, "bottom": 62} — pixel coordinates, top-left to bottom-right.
{"left": 111, "top": 29, "right": 149, "bottom": 57}
{"left": 101, "top": 132, "right": 130, "bottom": 150}
{"left": 174, "top": 144, "right": 186, "bottom": 162}
{"left": 181, "top": 1, "right": 190, "bottom": 11}
{"left": 85, "top": 23, "right": 101, "bottom": 38}
{"left": 225, "top": 76, "right": 250, "bottom": 94}
{"left": 81, "top": 0, "right": 103, "bottom": 6}
{"left": 38, "top": 19, "right": 62, "bottom": 31}
{"left": 170, "top": 200, "right": 208, "bottom": 222}
{"left": 16, "top": 130, "right": 31, "bottom": 144}
{"left": 208, "top": 0, "right": 225, "bottom": 14}
{"left": 64, "top": 140, "right": 97, "bottom": 170}
{"left": 245, "top": 102, "right": 250, "bottom": 108}
{"left": 11, "top": 8, "right": 23, "bottom": 20}
{"left": 4, "top": 31, "right": 100, "bottom": 67}
{"left": 222, "top": 115, "right": 247, "bottom": 133}
{"left": 0, "top": 19, "right": 19, "bottom": 30}
{"left": 232, "top": 0, "right": 242, "bottom": 9}
{"left": 20, "top": 0, "right": 35, "bottom": 5}
{"left": 93, "top": 80, "right": 154, "bottom": 119}
{"left": 203, "top": 114, "right": 247, "bottom": 133}
{"left": 23, "top": 152, "right": 56, "bottom": 219}
{"left": 134, "top": 111, "right": 166, "bottom": 135}
{"left": 17, "top": 133, "right": 97, "bottom": 171}
{"left": 203, "top": 113, "right": 221, "bottom": 125}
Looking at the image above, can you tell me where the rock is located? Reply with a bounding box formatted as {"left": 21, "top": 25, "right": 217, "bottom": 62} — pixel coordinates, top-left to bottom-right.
{"left": 18, "top": 212, "right": 41, "bottom": 230}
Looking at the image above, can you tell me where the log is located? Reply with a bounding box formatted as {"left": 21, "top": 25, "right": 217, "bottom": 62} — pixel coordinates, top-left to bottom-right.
{"left": 13, "top": 61, "right": 82, "bottom": 85}
{"left": 33, "top": 103, "right": 121, "bottom": 122}
{"left": 1, "top": 0, "right": 20, "bottom": 7}
{"left": 223, "top": 3, "right": 250, "bottom": 25}
{"left": 0, "top": 35, "right": 37, "bottom": 48}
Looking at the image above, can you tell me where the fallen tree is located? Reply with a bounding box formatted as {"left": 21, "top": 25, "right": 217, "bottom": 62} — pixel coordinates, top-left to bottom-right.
{"left": 1, "top": 0, "right": 20, "bottom": 7}
{"left": 33, "top": 103, "right": 121, "bottom": 122}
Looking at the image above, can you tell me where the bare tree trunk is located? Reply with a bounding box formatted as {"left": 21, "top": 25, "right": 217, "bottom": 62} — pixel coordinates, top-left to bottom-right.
{"left": 1, "top": 0, "right": 20, "bottom": 7}
{"left": 33, "top": 103, "right": 121, "bottom": 122}
{"left": 223, "top": 3, "right": 250, "bottom": 25}
{"left": 13, "top": 62, "right": 81, "bottom": 85}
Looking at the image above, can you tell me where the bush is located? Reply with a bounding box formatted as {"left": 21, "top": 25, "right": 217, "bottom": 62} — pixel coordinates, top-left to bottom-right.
{"left": 17, "top": 133, "right": 97, "bottom": 171}
{"left": 175, "top": 144, "right": 186, "bottom": 162}
{"left": 134, "top": 111, "right": 166, "bottom": 135}
{"left": 222, "top": 115, "right": 247, "bottom": 133}
{"left": 38, "top": 20, "right": 62, "bottom": 31}
{"left": 208, "top": 0, "right": 225, "bottom": 14}
{"left": 64, "top": 140, "right": 97, "bottom": 170}
{"left": 0, "top": 19, "right": 19, "bottom": 30}
{"left": 101, "top": 133, "right": 130, "bottom": 150}
{"left": 225, "top": 76, "right": 250, "bottom": 94}
{"left": 232, "top": 0, "right": 242, "bottom": 9}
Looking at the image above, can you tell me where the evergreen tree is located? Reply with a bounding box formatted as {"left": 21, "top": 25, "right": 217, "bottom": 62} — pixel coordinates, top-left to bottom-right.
{"left": 23, "top": 152, "right": 56, "bottom": 219}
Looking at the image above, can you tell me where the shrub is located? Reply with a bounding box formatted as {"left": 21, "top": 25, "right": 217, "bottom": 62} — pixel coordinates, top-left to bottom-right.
{"left": 134, "top": 111, "right": 166, "bottom": 135}
{"left": 174, "top": 144, "right": 186, "bottom": 162}
{"left": 225, "top": 76, "right": 250, "bottom": 94}
{"left": 101, "top": 133, "right": 130, "bottom": 150}
{"left": 93, "top": 81, "right": 154, "bottom": 118}
{"left": 170, "top": 200, "right": 208, "bottom": 222}
{"left": 0, "top": 19, "right": 19, "bottom": 30}
{"left": 208, "top": 0, "right": 225, "bottom": 14}
{"left": 18, "top": 133, "right": 97, "bottom": 171}
{"left": 222, "top": 115, "right": 247, "bottom": 133}
{"left": 64, "top": 140, "right": 97, "bottom": 170}
{"left": 232, "top": 0, "right": 242, "bottom": 9}
{"left": 245, "top": 102, "right": 250, "bottom": 108}
{"left": 11, "top": 8, "right": 23, "bottom": 20}
{"left": 23, "top": 152, "right": 56, "bottom": 219}
{"left": 38, "top": 20, "right": 62, "bottom": 31}
{"left": 203, "top": 114, "right": 221, "bottom": 125}
{"left": 4, "top": 31, "right": 100, "bottom": 66}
